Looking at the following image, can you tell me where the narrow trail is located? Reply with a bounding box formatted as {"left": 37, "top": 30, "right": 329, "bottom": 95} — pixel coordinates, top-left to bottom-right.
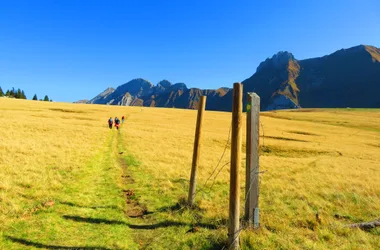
{"left": 111, "top": 121, "right": 224, "bottom": 250}
{"left": 117, "top": 136, "right": 148, "bottom": 219}
{"left": 113, "top": 123, "right": 155, "bottom": 249}
{"left": 113, "top": 125, "right": 142, "bottom": 216}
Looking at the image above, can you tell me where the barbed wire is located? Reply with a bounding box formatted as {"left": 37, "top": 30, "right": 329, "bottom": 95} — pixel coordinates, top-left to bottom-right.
{"left": 193, "top": 124, "right": 232, "bottom": 198}
{"left": 203, "top": 125, "right": 232, "bottom": 187}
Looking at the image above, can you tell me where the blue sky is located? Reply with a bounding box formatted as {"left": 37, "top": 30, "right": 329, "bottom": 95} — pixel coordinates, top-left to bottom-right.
{"left": 1, "top": 0, "right": 379, "bottom": 102}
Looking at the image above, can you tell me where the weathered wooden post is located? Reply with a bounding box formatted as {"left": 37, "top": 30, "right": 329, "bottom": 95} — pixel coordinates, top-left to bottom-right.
{"left": 188, "top": 96, "right": 207, "bottom": 206}
{"left": 244, "top": 92, "right": 260, "bottom": 228}
{"left": 228, "top": 83, "right": 243, "bottom": 249}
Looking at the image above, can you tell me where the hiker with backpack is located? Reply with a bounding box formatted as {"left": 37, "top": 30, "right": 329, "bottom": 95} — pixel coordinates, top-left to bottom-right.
{"left": 108, "top": 117, "right": 113, "bottom": 129}
{"left": 114, "top": 117, "right": 121, "bottom": 130}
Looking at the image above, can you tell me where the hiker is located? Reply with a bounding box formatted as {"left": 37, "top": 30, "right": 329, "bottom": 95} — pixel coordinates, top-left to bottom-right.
{"left": 122, "top": 116, "right": 125, "bottom": 124}
{"left": 108, "top": 117, "right": 113, "bottom": 129}
{"left": 115, "top": 117, "right": 120, "bottom": 130}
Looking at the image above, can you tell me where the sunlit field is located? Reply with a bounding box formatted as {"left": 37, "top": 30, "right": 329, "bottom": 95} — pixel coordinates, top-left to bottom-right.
{"left": 0, "top": 98, "right": 379, "bottom": 249}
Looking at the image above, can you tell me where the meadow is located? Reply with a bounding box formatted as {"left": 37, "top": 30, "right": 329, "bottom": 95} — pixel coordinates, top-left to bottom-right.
{"left": 0, "top": 98, "right": 379, "bottom": 249}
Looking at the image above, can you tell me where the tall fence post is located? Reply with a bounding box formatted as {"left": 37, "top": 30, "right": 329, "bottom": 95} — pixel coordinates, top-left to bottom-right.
{"left": 244, "top": 92, "right": 260, "bottom": 228}
{"left": 188, "top": 96, "right": 207, "bottom": 206}
{"left": 228, "top": 83, "right": 243, "bottom": 249}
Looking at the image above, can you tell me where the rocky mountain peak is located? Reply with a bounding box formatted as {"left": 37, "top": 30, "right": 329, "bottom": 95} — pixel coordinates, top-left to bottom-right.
{"left": 256, "top": 51, "right": 296, "bottom": 72}
{"left": 128, "top": 78, "right": 153, "bottom": 88}
{"left": 171, "top": 83, "right": 188, "bottom": 90}
{"left": 116, "top": 78, "right": 153, "bottom": 97}
{"left": 157, "top": 80, "right": 172, "bottom": 88}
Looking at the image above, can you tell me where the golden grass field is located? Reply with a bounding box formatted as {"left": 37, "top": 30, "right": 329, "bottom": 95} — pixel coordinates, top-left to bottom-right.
{"left": 0, "top": 98, "right": 379, "bottom": 249}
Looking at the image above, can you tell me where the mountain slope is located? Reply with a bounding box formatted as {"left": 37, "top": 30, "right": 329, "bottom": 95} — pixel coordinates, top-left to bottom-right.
{"left": 88, "top": 87, "right": 115, "bottom": 104}
{"left": 295, "top": 45, "right": 380, "bottom": 108}
{"left": 242, "top": 44, "right": 380, "bottom": 110}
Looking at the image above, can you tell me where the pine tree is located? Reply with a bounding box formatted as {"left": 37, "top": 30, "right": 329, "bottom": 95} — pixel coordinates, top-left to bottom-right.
{"left": 9, "top": 88, "right": 15, "bottom": 98}
{"left": 5, "top": 90, "right": 10, "bottom": 97}
{"left": 15, "top": 89, "right": 21, "bottom": 99}
{"left": 32, "top": 94, "right": 38, "bottom": 100}
{"left": 21, "top": 90, "right": 27, "bottom": 99}
{"left": 0, "top": 87, "right": 3, "bottom": 97}
{"left": 43, "top": 95, "right": 49, "bottom": 101}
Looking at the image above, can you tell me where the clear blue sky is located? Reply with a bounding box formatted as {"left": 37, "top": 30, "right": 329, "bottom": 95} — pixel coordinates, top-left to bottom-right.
{"left": 1, "top": 0, "right": 379, "bottom": 102}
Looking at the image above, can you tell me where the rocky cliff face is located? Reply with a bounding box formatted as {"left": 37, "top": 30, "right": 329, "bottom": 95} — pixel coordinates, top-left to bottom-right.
{"left": 88, "top": 45, "right": 380, "bottom": 111}
{"left": 242, "top": 44, "right": 380, "bottom": 110}
{"left": 242, "top": 51, "right": 301, "bottom": 110}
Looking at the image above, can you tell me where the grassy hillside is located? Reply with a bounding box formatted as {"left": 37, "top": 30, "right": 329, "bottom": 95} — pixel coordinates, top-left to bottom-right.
{"left": 0, "top": 98, "right": 379, "bottom": 249}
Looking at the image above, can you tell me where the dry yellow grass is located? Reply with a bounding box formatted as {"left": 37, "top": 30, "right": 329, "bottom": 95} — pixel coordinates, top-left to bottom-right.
{"left": 0, "top": 98, "right": 379, "bottom": 249}
{"left": 0, "top": 98, "right": 140, "bottom": 249}
{"left": 122, "top": 107, "right": 380, "bottom": 249}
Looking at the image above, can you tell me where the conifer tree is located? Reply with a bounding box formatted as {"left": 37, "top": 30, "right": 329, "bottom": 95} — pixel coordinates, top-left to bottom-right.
{"left": 32, "top": 94, "right": 38, "bottom": 100}
{"left": 44, "top": 95, "right": 49, "bottom": 101}
{"left": 21, "top": 90, "right": 27, "bottom": 99}
{"left": 0, "top": 87, "right": 3, "bottom": 97}
{"left": 15, "top": 89, "right": 21, "bottom": 99}
{"left": 9, "top": 88, "right": 15, "bottom": 98}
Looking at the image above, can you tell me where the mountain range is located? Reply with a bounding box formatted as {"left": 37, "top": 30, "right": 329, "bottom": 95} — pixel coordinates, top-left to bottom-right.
{"left": 87, "top": 45, "right": 380, "bottom": 111}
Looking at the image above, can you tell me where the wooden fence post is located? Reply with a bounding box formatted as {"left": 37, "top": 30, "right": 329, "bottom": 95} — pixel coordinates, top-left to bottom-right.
{"left": 244, "top": 92, "right": 260, "bottom": 228}
{"left": 228, "top": 83, "right": 243, "bottom": 249}
{"left": 188, "top": 96, "right": 207, "bottom": 206}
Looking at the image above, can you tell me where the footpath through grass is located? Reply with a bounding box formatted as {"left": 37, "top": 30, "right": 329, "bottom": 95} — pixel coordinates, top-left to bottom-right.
{"left": 1, "top": 125, "right": 138, "bottom": 249}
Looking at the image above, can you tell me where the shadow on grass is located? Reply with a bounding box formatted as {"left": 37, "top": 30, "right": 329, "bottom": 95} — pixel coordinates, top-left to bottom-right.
{"left": 157, "top": 203, "right": 183, "bottom": 212}
{"left": 60, "top": 201, "right": 120, "bottom": 210}
{"left": 63, "top": 215, "right": 125, "bottom": 225}
{"left": 127, "top": 210, "right": 154, "bottom": 218}
{"left": 261, "top": 135, "right": 309, "bottom": 142}
{"left": 63, "top": 215, "right": 217, "bottom": 230}
{"left": 6, "top": 236, "right": 112, "bottom": 250}
{"left": 206, "top": 242, "right": 227, "bottom": 250}
{"left": 157, "top": 198, "right": 205, "bottom": 214}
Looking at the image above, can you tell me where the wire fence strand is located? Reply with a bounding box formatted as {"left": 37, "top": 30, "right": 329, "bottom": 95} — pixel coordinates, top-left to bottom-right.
{"left": 193, "top": 124, "right": 232, "bottom": 198}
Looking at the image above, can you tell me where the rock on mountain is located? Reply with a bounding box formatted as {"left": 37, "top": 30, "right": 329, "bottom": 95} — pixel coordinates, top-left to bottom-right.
{"left": 88, "top": 45, "right": 380, "bottom": 111}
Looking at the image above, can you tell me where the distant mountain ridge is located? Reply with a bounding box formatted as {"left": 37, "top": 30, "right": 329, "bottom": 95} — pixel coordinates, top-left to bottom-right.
{"left": 88, "top": 78, "right": 232, "bottom": 110}
{"left": 88, "top": 44, "right": 380, "bottom": 110}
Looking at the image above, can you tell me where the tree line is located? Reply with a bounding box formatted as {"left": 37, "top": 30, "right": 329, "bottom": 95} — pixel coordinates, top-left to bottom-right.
{"left": 0, "top": 86, "right": 51, "bottom": 101}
